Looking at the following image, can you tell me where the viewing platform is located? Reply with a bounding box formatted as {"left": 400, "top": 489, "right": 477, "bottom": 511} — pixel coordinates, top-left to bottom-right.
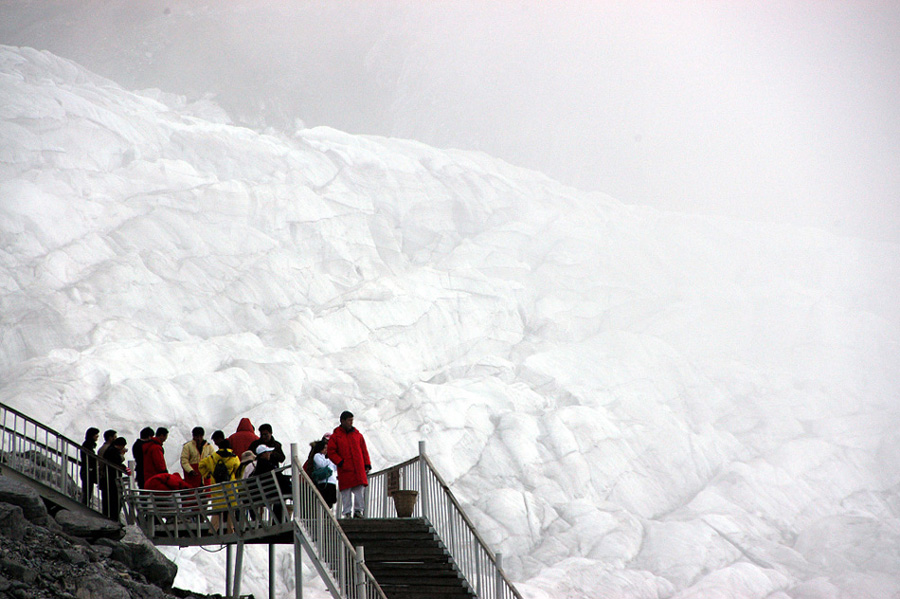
{"left": 0, "top": 400, "right": 521, "bottom": 599}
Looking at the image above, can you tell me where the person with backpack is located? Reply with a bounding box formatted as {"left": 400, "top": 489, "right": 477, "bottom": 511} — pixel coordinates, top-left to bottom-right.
{"left": 238, "top": 451, "right": 256, "bottom": 479}
{"left": 306, "top": 437, "right": 337, "bottom": 509}
{"left": 199, "top": 434, "right": 240, "bottom": 533}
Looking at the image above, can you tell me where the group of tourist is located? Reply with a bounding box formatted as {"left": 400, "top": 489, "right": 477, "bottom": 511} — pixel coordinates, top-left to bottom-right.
{"left": 79, "top": 410, "right": 371, "bottom": 522}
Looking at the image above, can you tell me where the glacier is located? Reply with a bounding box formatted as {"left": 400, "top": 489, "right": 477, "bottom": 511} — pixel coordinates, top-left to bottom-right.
{"left": 1, "top": 45, "right": 900, "bottom": 599}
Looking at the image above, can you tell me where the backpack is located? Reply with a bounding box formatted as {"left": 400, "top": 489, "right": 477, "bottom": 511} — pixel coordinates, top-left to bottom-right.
{"left": 212, "top": 455, "right": 231, "bottom": 484}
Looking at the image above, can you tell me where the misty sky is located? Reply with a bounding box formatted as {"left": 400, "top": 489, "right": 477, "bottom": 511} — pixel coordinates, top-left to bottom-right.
{"left": 1, "top": 0, "right": 898, "bottom": 241}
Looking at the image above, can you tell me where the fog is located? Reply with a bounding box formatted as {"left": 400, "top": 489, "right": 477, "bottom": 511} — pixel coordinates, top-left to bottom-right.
{"left": 1, "top": 0, "right": 897, "bottom": 241}
{"left": 2, "top": 5, "right": 900, "bottom": 597}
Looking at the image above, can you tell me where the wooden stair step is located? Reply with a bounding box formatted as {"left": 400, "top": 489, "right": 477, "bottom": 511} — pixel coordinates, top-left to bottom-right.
{"left": 373, "top": 575, "right": 466, "bottom": 586}
{"left": 368, "top": 567, "right": 460, "bottom": 578}
{"left": 378, "top": 587, "right": 474, "bottom": 598}
{"left": 346, "top": 531, "right": 438, "bottom": 541}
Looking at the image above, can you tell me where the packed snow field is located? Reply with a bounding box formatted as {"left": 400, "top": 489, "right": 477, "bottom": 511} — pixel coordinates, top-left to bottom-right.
{"left": 2, "top": 46, "right": 899, "bottom": 598}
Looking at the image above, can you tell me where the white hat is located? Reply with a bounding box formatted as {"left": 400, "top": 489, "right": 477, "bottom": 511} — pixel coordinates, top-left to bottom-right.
{"left": 255, "top": 445, "right": 274, "bottom": 455}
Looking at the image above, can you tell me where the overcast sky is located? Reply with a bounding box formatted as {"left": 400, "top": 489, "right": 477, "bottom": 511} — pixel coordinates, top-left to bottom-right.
{"left": 1, "top": 0, "right": 898, "bottom": 241}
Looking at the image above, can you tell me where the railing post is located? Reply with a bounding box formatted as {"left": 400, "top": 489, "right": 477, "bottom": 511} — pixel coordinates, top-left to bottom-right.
{"left": 495, "top": 552, "right": 503, "bottom": 599}
{"left": 355, "top": 545, "right": 366, "bottom": 599}
{"left": 290, "top": 443, "right": 303, "bottom": 599}
{"left": 418, "top": 440, "right": 429, "bottom": 519}
{"left": 57, "top": 436, "right": 66, "bottom": 496}
{"left": 291, "top": 444, "right": 301, "bottom": 522}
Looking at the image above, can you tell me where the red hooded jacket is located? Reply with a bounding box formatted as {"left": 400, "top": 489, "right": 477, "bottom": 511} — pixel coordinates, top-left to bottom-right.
{"left": 142, "top": 437, "right": 168, "bottom": 484}
{"left": 228, "top": 418, "right": 259, "bottom": 458}
{"left": 327, "top": 425, "right": 371, "bottom": 490}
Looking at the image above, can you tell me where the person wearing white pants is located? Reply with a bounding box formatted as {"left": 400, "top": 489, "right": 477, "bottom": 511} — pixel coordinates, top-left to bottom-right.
{"left": 326, "top": 411, "right": 372, "bottom": 518}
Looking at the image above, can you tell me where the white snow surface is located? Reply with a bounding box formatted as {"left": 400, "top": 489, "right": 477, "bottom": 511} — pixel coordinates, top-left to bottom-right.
{"left": 2, "top": 46, "right": 900, "bottom": 599}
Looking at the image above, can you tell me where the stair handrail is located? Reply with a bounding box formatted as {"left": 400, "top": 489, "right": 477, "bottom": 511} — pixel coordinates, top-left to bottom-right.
{"left": 289, "top": 445, "right": 388, "bottom": 599}
{"left": 0, "top": 400, "right": 120, "bottom": 514}
{"left": 367, "top": 442, "right": 523, "bottom": 599}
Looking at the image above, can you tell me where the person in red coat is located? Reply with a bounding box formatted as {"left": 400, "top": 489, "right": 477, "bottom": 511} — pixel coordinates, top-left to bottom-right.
{"left": 326, "top": 411, "right": 371, "bottom": 518}
{"left": 227, "top": 418, "right": 259, "bottom": 458}
{"left": 142, "top": 427, "right": 169, "bottom": 484}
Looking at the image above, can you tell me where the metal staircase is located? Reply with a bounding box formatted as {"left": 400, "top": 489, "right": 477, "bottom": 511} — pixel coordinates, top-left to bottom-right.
{"left": 0, "top": 401, "right": 522, "bottom": 599}
{"left": 340, "top": 518, "right": 476, "bottom": 599}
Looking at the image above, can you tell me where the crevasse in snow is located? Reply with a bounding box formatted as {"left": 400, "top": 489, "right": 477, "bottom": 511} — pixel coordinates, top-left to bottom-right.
{"left": 1, "top": 45, "right": 899, "bottom": 599}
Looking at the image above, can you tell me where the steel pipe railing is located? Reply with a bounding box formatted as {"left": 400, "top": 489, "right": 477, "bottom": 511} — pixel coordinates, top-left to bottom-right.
{"left": 367, "top": 442, "right": 522, "bottom": 599}
{"left": 0, "top": 400, "right": 122, "bottom": 515}
{"left": 123, "top": 447, "right": 387, "bottom": 599}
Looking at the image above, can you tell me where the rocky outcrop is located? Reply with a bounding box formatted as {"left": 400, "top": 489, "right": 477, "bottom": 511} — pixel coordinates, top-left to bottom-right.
{"left": 0, "top": 478, "right": 51, "bottom": 526}
{"left": 0, "top": 479, "right": 212, "bottom": 599}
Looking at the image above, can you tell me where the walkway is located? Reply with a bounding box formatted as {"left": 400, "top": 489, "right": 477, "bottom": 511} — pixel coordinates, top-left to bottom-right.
{"left": 0, "top": 401, "right": 521, "bottom": 599}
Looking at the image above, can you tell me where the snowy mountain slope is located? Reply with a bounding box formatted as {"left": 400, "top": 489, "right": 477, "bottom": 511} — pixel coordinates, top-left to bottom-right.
{"left": 2, "top": 45, "right": 900, "bottom": 599}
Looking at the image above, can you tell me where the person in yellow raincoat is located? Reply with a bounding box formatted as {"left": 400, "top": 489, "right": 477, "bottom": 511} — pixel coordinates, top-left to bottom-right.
{"left": 199, "top": 434, "right": 241, "bottom": 533}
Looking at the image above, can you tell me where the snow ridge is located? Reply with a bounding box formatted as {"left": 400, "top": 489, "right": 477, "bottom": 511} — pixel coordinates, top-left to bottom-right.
{"left": 2, "top": 45, "right": 899, "bottom": 599}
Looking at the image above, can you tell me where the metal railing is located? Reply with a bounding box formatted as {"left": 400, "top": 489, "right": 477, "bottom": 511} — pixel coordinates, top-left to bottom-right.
{"left": 122, "top": 465, "right": 294, "bottom": 542}
{"left": 0, "top": 401, "right": 121, "bottom": 515}
{"left": 123, "top": 446, "right": 386, "bottom": 599}
{"left": 367, "top": 441, "right": 523, "bottom": 599}
{"left": 289, "top": 446, "right": 386, "bottom": 599}
{"left": 1, "top": 398, "right": 516, "bottom": 599}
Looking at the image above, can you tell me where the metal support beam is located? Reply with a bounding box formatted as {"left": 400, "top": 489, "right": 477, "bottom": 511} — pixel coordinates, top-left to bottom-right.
{"left": 226, "top": 544, "right": 233, "bottom": 598}
{"left": 234, "top": 541, "right": 245, "bottom": 599}
{"left": 294, "top": 535, "right": 303, "bottom": 599}
{"left": 269, "top": 544, "right": 276, "bottom": 599}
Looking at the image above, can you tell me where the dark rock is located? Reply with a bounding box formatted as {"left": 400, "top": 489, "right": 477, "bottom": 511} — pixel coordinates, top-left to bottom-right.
{"left": 120, "top": 578, "right": 168, "bottom": 599}
{"left": 57, "top": 547, "right": 89, "bottom": 564}
{"left": 75, "top": 573, "right": 130, "bottom": 599}
{"left": 91, "top": 545, "right": 114, "bottom": 559}
{"left": 95, "top": 539, "right": 130, "bottom": 569}
{"left": 0, "top": 478, "right": 49, "bottom": 525}
{"left": 0, "top": 505, "right": 26, "bottom": 542}
{"left": 118, "top": 526, "right": 177, "bottom": 589}
{"left": 55, "top": 510, "right": 124, "bottom": 541}
{"left": 0, "top": 576, "right": 9, "bottom": 591}
{"left": 0, "top": 559, "right": 36, "bottom": 585}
